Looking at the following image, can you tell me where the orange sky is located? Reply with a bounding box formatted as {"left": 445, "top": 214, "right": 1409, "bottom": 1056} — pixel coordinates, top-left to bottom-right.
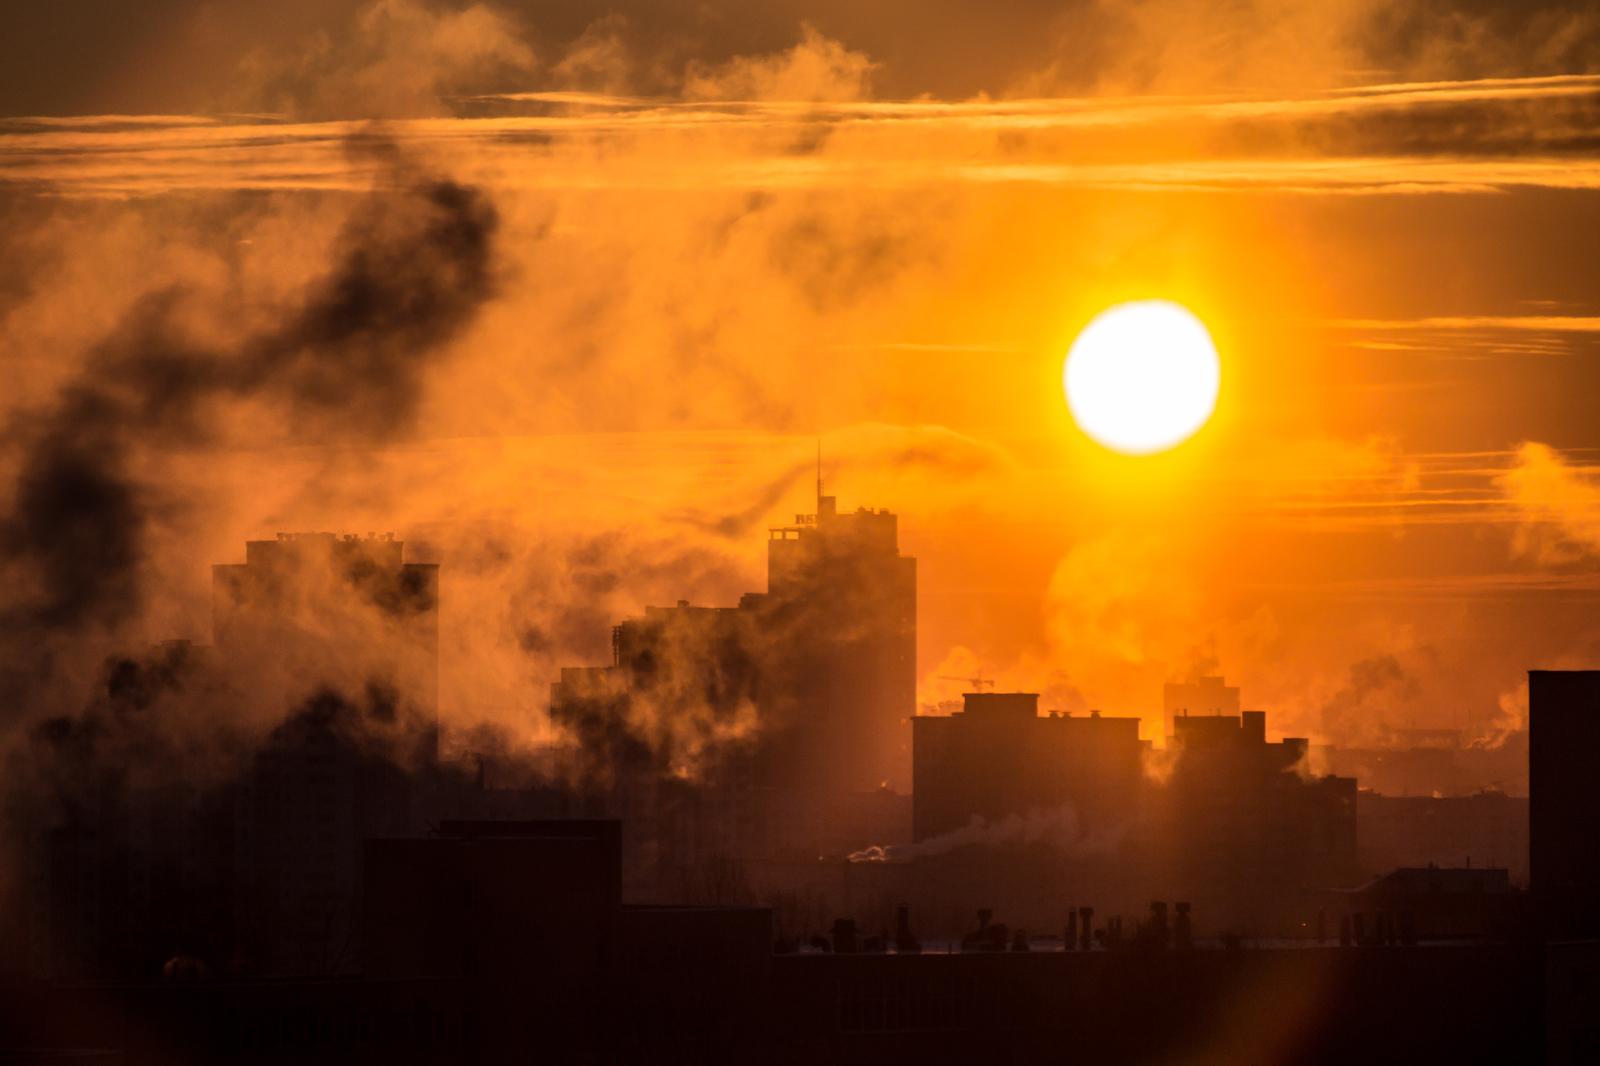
{"left": 4, "top": 0, "right": 1600, "bottom": 770}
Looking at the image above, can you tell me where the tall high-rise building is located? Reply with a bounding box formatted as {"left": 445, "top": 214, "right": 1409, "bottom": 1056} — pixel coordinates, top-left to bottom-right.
{"left": 755, "top": 491, "right": 917, "bottom": 793}
{"left": 553, "top": 486, "right": 916, "bottom": 797}
{"left": 547, "top": 485, "right": 917, "bottom": 894}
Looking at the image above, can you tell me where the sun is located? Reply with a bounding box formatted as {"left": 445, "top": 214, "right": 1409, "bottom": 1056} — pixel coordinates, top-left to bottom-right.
{"left": 1063, "top": 300, "right": 1220, "bottom": 456}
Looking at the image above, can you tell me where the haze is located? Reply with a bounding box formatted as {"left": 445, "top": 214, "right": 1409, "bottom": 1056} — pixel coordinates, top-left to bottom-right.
{"left": 7, "top": 0, "right": 1600, "bottom": 783}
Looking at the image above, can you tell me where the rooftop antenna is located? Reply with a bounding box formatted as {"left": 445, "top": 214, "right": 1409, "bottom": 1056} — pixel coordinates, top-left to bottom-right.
{"left": 816, "top": 439, "right": 823, "bottom": 513}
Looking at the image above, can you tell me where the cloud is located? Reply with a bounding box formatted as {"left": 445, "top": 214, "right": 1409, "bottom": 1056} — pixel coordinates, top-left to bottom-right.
{"left": 683, "top": 25, "right": 877, "bottom": 103}
{"left": 1500, "top": 441, "right": 1600, "bottom": 562}
{"left": 0, "top": 1, "right": 1586, "bottom": 833}
{"left": 12, "top": 65, "right": 1600, "bottom": 198}
{"left": 1021, "top": 0, "right": 1600, "bottom": 98}
{"left": 1329, "top": 315, "right": 1600, "bottom": 331}
{"left": 1471, "top": 681, "right": 1527, "bottom": 749}
{"left": 223, "top": 0, "right": 536, "bottom": 121}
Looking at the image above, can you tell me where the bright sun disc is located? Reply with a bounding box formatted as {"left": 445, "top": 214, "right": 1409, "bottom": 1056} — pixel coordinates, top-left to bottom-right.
{"left": 1063, "top": 300, "right": 1220, "bottom": 456}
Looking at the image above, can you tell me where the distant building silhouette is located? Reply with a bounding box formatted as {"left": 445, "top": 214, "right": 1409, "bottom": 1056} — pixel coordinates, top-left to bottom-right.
{"left": 911, "top": 693, "right": 1143, "bottom": 842}
{"left": 213, "top": 532, "right": 438, "bottom": 728}
{"left": 906, "top": 693, "right": 1357, "bottom": 934}
{"left": 37, "top": 640, "right": 237, "bottom": 980}
{"left": 1356, "top": 790, "right": 1527, "bottom": 884}
{"left": 1162, "top": 676, "right": 1238, "bottom": 744}
{"left": 757, "top": 493, "right": 916, "bottom": 793}
{"left": 1346, "top": 864, "right": 1517, "bottom": 942}
{"left": 1164, "top": 710, "right": 1357, "bottom": 930}
{"left": 217, "top": 533, "right": 440, "bottom": 975}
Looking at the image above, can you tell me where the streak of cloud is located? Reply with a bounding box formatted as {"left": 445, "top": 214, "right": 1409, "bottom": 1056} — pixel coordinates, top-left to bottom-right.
{"left": 9, "top": 70, "right": 1600, "bottom": 198}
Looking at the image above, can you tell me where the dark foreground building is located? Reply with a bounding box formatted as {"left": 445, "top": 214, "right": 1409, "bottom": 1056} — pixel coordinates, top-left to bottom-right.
{"left": 4, "top": 818, "right": 1593, "bottom": 1065}
{"left": 1529, "top": 669, "right": 1600, "bottom": 940}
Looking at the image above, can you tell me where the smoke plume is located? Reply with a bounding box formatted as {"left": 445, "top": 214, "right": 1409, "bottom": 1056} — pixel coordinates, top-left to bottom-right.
{"left": 848, "top": 805, "right": 1119, "bottom": 863}
{"left": 1, "top": 145, "right": 498, "bottom": 767}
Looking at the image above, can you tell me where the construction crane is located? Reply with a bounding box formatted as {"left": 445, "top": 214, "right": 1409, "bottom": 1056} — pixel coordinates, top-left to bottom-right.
{"left": 939, "top": 675, "right": 995, "bottom": 692}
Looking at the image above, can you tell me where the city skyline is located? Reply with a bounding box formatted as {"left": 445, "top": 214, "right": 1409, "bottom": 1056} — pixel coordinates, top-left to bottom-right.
{"left": 2, "top": 1, "right": 1595, "bottom": 1059}
{"left": 6, "top": 4, "right": 1600, "bottom": 758}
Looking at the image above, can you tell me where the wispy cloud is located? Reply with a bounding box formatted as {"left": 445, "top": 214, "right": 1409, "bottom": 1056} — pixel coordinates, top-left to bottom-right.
{"left": 1330, "top": 316, "right": 1600, "bottom": 331}
{"left": 7, "top": 73, "right": 1600, "bottom": 197}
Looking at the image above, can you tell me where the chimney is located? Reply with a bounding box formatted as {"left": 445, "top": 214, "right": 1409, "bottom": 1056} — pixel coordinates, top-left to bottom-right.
{"left": 1078, "top": 907, "right": 1094, "bottom": 951}
{"left": 1066, "top": 909, "right": 1078, "bottom": 951}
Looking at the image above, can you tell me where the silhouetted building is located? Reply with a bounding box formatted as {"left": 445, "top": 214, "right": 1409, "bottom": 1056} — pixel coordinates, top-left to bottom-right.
{"left": 1529, "top": 669, "right": 1600, "bottom": 939}
{"left": 364, "top": 820, "right": 770, "bottom": 1063}
{"left": 1356, "top": 789, "right": 1528, "bottom": 884}
{"left": 215, "top": 533, "right": 441, "bottom": 976}
{"left": 1346, "top": 863, "right": 1518, "bottom": 942}
{"left": 547, "top": 487, "right": 917, "bottom": 897}
{"left": 547, "top": 658, "right": 732, "bottom": 898}
{"left": 758, "top": 493, "right": 917, "bottom": 793}
{"left": 39, "top": 534, "right": 446, "bottom": 980}
{"left": 555, "top": 489, "right": 915, "bottom": 791}
{"left": 1163, "top": 676, "right": 1238, "bottom": 743}
{"left": 35, "top": 640, "right": 239, "bottom": 980}
{"left": 213, "top": 532, "right": 439, "bottom": 729}
{"left": 1163, "top": 711, "right": 1357, "bottom": 931}
{"left": 912, "top": 693, "right": 1143, "bottom": 842}
{"left": 904, "top": 697, "right": 1355, "bottom": 936}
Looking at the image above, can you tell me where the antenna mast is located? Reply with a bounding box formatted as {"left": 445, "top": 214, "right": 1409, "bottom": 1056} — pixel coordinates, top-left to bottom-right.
{"left": 816, "top": 439, "right": 823, "bottom": 512}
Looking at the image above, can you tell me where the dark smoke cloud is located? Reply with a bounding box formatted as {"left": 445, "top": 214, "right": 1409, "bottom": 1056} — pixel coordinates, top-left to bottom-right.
{"left": 0, "top": 145, "right": 499, "bottom": 730}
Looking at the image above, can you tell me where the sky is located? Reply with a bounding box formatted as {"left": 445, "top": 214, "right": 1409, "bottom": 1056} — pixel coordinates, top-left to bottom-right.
{"left": 4, "top": 0, "right": 1600, "bottom": 774}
